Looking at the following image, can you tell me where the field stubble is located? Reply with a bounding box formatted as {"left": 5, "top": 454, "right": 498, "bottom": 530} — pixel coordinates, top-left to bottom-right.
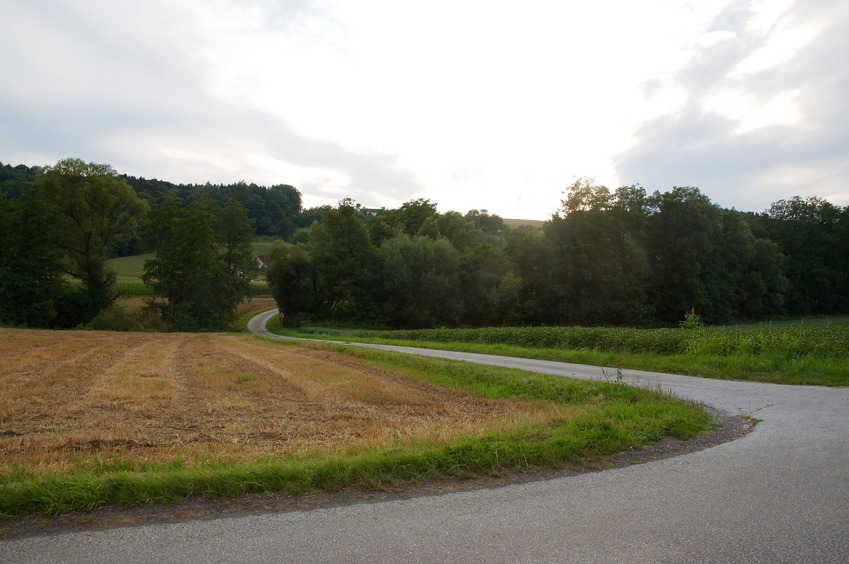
{"left": 0, "top": 328, "right": 566, "bottom": 473}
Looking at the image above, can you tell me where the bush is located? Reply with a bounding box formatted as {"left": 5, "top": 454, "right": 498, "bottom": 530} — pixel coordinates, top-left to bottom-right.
{"left": 86, "top": 303, "right": 167, "bottom": 332}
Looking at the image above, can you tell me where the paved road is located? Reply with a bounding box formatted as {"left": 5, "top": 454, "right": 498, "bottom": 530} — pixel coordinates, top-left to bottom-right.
{"left": 3, "top": 310, "right": 848, "bottom": 562}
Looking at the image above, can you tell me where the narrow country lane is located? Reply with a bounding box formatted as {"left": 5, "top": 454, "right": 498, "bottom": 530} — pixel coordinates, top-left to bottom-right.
{"left": 3, "top": 309, "right": 848, "bottom": 563}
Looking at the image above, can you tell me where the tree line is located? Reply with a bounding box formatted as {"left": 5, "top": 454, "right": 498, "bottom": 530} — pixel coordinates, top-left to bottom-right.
{"left": 2, "top": 161, "right": 848, "bottom": 330}
{"left": 267, "top": 180, "right": 849, "bottom": 328}
{"left": 1, "top": 159, "right": 256, "bottom": 330}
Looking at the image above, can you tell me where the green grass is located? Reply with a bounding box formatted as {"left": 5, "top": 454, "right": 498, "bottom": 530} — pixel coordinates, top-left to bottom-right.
{"left": 250, "top": 281, "right": 273, "bottom": 296}
{"left": 113, "top": 282, "right": 155, "bottom": 297}
{"left": 252, "top": 240, "right": 278, "bottom": 256}
{"left": 272, "top": 322, "right": 849, "bottom": 386}
{"left": 0, "top": 346, "right": 709, "bottom": 517}
{"left": 107, "top": 244, "right": 277, "bottom": 281}
{"left": 106, "top": 253, "right": 154, "bottom": 283}
{"left": 106, "top": 244, "right": 275, "bottom": 295}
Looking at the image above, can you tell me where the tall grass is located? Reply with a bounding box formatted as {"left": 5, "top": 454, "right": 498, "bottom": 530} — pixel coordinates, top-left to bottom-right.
{"left": 298, "top": 324, "right": 849, "bottom": 357}
{"left": 287, "top": 324, "right": 849, "bottom": 386}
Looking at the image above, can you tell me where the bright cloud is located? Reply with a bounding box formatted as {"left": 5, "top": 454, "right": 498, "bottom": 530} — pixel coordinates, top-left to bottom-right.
{"left": 1, "top": 0, "right": 846, "bottom": 219}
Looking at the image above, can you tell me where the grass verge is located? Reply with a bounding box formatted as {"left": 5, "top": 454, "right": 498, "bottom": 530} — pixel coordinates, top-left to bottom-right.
{"left": 0, "top": 342, "right": 709, "bottom": 517}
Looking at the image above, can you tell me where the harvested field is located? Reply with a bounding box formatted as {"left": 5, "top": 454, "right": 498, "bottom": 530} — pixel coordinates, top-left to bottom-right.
{"left": 0, "top": 328, "right": 566, "bottom": 473}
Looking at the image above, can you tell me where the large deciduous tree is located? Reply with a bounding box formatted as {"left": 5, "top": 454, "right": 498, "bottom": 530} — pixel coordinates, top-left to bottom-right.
{"left": 0, "top": 191, "right": 65, "bottom": 327}
{"left": 379, "top": 234, "right": 463, "bottom": 328}
{"left": 266, "top": 241, "right": 314, "bottom": 324}
{"left": 307, "top": 201, "right": 379, "bottom": 320}
{"left": 765, "top": 196, "right": 846, "bottom": 314}
{"left": 34, "top": 158, "right": 147, "bottom": 324}
{"left": 217, "top": 198, "right": 258, "bottom": 299}
{"left": 143, "top": 196, "right": 255, "bottom": 331}
{"left": 505, "top": 226, "right": 556, "bottom": 324}
{"left": 645, "top": 187, "right": 722, "bottom": 323}
{"left": 541, "top": 179, "right": 651, "bottom": 325}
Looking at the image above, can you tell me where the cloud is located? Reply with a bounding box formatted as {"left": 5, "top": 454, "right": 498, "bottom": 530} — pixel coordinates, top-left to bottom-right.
{"left": 5, "top": 1, "right": 844, "bottom": 220}
{"left": 0, "top": 0, "right": 420, "bottom": 209}
{"left": 615, "top": 0, "right": 849, "bottom": 212}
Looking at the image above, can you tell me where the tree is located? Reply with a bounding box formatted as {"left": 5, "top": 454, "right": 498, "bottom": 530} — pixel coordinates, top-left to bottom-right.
{"left": 765, "top": 196, "right": 846, "bottom": 314}
{"left": 505, "top": 226, "right": 556, "bottom": 324}
{"left": 465, "top": 209, "right": 507, "bottom": 235}
{"left": 266, "top": 241, "right": 314, "bottom": 324}
{"left": 707, "top": 210, "right": 788, "bottom": 321}
{"left": 398, "top": 198, "right": 438, "bottom": 236}
{"left": 217, "top": 198, "right": 257, "bottom": 299}
{"left": 0, "top": 162, "right": 40, "bottom": 198}
{"left": 379, "top": 234, "right": 463, "bottom": 328}
{"left": 266, "top": 184, "right": 302, "bottom": 238}
{"left": 0, "top": 191, "right": 65, "bottom": 327}
{"left": 538, "top": 180, "right": 651, "bottom": 325}
{"left": 34, "top": 158, "right": 147, "bottom": 323}
{"left": 437, "top": 211, "right": 480, "bottom": 250}
{"left": 143, "top": 197, "right": 255, "bottom": 330}
{"left": 560, "top": 177, "right": 612, "bottom": 214}
{"left": 736, "top": 237, "right": 788, "bottom": 318}
{"left": 645, "top": 187, "right": 722, "bottom": 323}
{"left": 307, "top": 201, "right": 379, "bottom": 320}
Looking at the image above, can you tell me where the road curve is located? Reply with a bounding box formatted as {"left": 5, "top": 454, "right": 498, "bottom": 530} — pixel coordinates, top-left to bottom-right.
{"left": 3, "top": 310, "right": 848, "bottom": 562}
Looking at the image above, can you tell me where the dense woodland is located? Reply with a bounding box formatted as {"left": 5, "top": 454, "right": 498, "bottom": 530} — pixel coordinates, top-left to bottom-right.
{"left": 2, "top": 160, "right": 848, "bottom": 330}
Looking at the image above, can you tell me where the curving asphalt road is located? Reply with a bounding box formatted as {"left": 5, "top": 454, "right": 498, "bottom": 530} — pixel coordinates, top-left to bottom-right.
{"left": 3, "top": 309, "right": 848, "bottom": 562}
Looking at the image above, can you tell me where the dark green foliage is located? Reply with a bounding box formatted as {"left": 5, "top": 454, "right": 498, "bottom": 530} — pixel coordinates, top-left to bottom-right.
{"left": 33, "top": 159, "right": 148, "bottom": 324}
{"left": 0, "top": 159, "right": 147, "bottom": 327}
{"left": 306, "top": 202, "right": 380, "bottom": 321}
{"left": 762, "top": 196, "right": 848, "bottom": 314}
{"left": 86, "top": 303, "right": 158, "bottom": 332}
{"left": 0, "top": 162, "right": 40, "bottom": 198}
{"left": 122, "top": 176, "right": 303, "bottom": 241}
{"left": 465, "top": 209, "right": 507, "bottom": 235}
{"left": 0, "top": 191, "right": 65, "bottom": 327}
{"left": 504, "top": 226, "right": 556, "bottom": 324}
{"left": 2, "top": 160, "right": 846, "bottom": 328}
{"left": 143, "top": 197, "right": 256, "bottom": 331}
{"left": 217, "top": 199, "right": 258, "bottom": 298}
{"left": 645, "top": 187, "right": 722, "bottom": 322}
{"left": 266, "top": 241, "right": 314, "bottom": 325}
{"left": 397, "top": 198, "right": 439, "bottom": 235}
{"left": 380, "top": 234, "right": 463, "bottom": 328}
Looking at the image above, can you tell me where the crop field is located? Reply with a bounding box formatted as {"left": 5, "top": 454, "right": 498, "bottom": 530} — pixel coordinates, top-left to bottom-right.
{"left": 106, "top": 253, "right": 153, "bottom": 284}
{"left": 0, "top": 325, "right": 710, "bottom": 516}
{"left": 0, "top": 329, "right": 554, "bottom": 472}
{"left": 289, "top": 323, "right": 849, "bottom": 386}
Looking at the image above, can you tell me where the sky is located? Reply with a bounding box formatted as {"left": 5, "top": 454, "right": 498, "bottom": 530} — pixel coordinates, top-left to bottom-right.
{"left": 2, "top": 0, "right": 847, "bottom": 220}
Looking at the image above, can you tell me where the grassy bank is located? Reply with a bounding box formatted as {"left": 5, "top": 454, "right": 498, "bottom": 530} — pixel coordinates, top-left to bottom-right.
{"left": 274, "top": 321, "right": 849, "bottom": 386}
{"left": 0, "top": 330, "right": 709, "bottom": 517}
{"left": 106, "top": 250, "right": 273, "bottom": 297}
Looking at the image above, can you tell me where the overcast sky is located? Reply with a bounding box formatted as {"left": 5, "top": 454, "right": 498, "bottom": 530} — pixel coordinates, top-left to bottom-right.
{"left": 2, "top": 0, "right": 847, "bottom": 219}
